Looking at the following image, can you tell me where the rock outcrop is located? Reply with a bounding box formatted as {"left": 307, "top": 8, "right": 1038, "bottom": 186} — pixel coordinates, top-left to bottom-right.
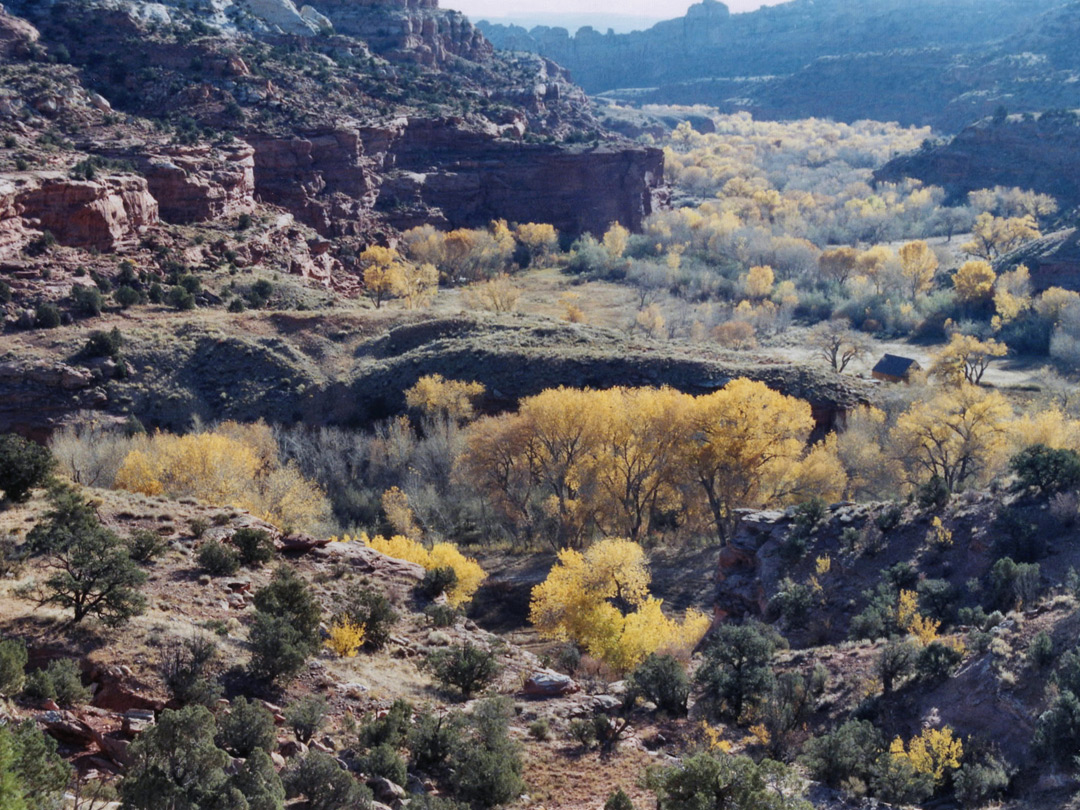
{"left": 247, "top": 118, "right": 665, "bottom": 238}
{"left": 997, "top": 227, "right": 1080, "bottom": 293}
{"left": 247, "top": 130, "right": 380, "bottom": 238}
{"left": 875, "top": 110, "right": 1080, "bottom": 209}
{"left": 373, "top": 117, "right": 666, "bottom": 235}
{"left": 0, "top": 360, "right": 107, "bottom": 439}
{"left": 3, "top": 172, "right": 158, "bottom": 253}
{"left": 311, "top": 0, "right": 492, "bottom": 64}
{"left": 117, "top": 143, "right": 256, "bottom": 225}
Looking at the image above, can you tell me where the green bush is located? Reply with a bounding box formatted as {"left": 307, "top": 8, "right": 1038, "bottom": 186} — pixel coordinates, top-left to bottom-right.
{"left": 233, "top": 527, "right": 274, "bottom": 567}
{"left": 605, "top": 788, "right": 635, "bottom": 810}
{"left": 0, "top": 434, "right": 54, "bottom": 503}
{"left": 870, "top": 751, "right": 934, "bottom": 806}
{"left": 420, "top": 566, "right": 458, "bottom": 600}
{"left": 166, "top": 285, "right": 196, "bottom": 310}
{"left": 407, "top": 709, "right": 462, "bottom": 772}
{"left": 285, "top": 695, "right": 327, "bottom": 744}
{"left": 628, "top": 654, "right": 689, "bottom": 716}
{"left": 800, "top": 719, "right": 884, "bottom": 788}
{"left": 197, "top": 540, "right": 240, "bottom": 576}
{"left": 161, "top": 636, "right": 222, "bottom": 707}
{"left": 114, "top": 285, "right": 142, "bottom": 309}
{"left": 82, "top": 328, "right": 123, "bottom": 358}
{"left": 148, "top": 282, "right": 164, "bottom": 304}
{"left": 339, "top": 584, "right": 397, "bottom": 649}
{"left": 216, "top": 696, "right": 276, "bottom": 757}
{"left": 127, "top": 529, "right": 166, "bottom": 563}
{"left": 0, "top": 637, "right": 28, "bottom": 695}
{"left": 70, "top": 285, "right": 103, "bottom": 316}
{"left": 35, "top": 303, "right": 61, "bottom": 328}
{"left": 24, "top": 658, "right": 90, "bottom": 707}
{"left": 230, "top": 748, "right": 286, "bottom": 810}
{"left": 424, "top": 602, "right": 459, "bottom": 628}
{"left": 527, "top": 718, "right": 550, "bottom": 740}
{"left": 26, "top": 488, "right": 146, "bottom": 625}
{"left": 568, "top": 717, "right": 597, "bottom": 750}
{"left": 1010, "top": 444, "right": 1080, "bottom": 496}
{"left": 875, "top": 504, "right": 903, "bottom": 533}
{"left": 361, "top": 698, "right": 413, "bottom": 749}
{"left": 248, "top": 565, "right": 322, "bottom": 683}
{"left": 768, "top": 578, "right": 814, "bottom": 630}
{"left": 917, "top": 475, "right": 950, "bottom": 509}
{"left": 915, "top": 641, "right": 964, "bottom": 682}
{"left": 285, "top": 751, "right": 372, "bottom": 810}
{"left": 987, "top": 557, "right": 1041, "bottom": 611}
{"left": 954, "top": 756, "right": 1010, "bottom": 808}
{"left": 652, "top": 751, "right": 808, "bottom": 810}
{"left": 362, "top": 743, "right": 407, "bottom": 786}
{"left": 695, "top": 623, "right": 779, "bottom": 721}
{"left": 123, "top": 705, "right": 245, "bottom": 810}
{"left": 428, "top": 642, "right": 500, "bottom": 699}
{"left": 0, "top": 719, "right": 71, "bottom": 810}
{"left": 448, "top": 698, "right": 524, "bottom": 808}
{"left": 1028, "top": 631, "right": 1055, "bottom": 669}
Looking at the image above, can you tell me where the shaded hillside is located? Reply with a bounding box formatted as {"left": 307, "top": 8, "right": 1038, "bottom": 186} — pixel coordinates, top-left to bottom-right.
{"left": 479, "top": 0, "right": 1080, "bottom": 130}
{"left": 0, "top": 314, "right": 871, "bottom": 437}
{"left": 876, "top": 110, "right": 1080, "bottom": 209}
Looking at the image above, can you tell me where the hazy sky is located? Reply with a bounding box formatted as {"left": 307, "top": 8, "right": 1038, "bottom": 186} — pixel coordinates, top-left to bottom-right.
{"left": 446, "top": 0, "right": 789, "bottom": 25}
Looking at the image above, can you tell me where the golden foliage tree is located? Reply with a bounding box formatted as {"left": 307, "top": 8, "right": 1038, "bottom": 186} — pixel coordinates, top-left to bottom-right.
{"left": 514, "top": 222, "right": 559, "bottom": 266}
{"left": 603, "top": 222, "right": 630, "bottom": 261}
{"left": 392, "top": 262, "right": 439, "bottom": 310}
{"left": 930, "top": 333, "right": 1008, "bottom": 386}
{"left": 891, "top": 385, "right": 1012, "bottom": 492}
{"left": 683, "top": 378, "right": 832, "bottom": 544}
{"left": 529, "top": 538, "right": 710, "bottom": 672}
{"left": 741, "top": 265, "right": 775, "bottom": 298}
{"left": 818, "top": 247, "right": 859, "bottom": 286}
{"left": 952, "top": 260, "right": 996, "bottom": 304}
{"left": 463, "top": 274, "right": 521, "bottom": 313}
{"left": 360, "top": 246, "right": 406, "bottom": 308}
{"left": 405, "top": 374, "right": 485, "bottom": 423}
{"left": 898, "top": 241, "right": 939, "bottom": 302}
{"left": 962, "top": 213, "right": 1039, "bottom": 261}
{"left": 889, "top": 727, "right": 963, "bottom": 784}
{"left": 114, "top": 423, "right": 331, "bottom": 532}
{"left": 364, "top": 533, "right": 486, "bottom": 607}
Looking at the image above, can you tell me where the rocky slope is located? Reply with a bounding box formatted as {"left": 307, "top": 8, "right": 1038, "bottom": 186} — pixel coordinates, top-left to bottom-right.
{"left": 0, "top": 313, "right": 870, "bottom": 437}
{"left": 875, "top": 110, "right": 1080, "bottom": 211}
{"left": 0, "top": 0, "right": 666, "bottom": 264}
{"left": 479, "top": 0, "right": 1080, "bottom": 131}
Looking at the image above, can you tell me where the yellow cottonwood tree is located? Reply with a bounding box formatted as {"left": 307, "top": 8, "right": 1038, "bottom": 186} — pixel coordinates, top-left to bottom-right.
{"left": 930, "top": 333, "right": 1008, "bottom": 386}
{"left": 682, "top": 379, "right": 818, "bottom": 544}
{"left": 952, "top": 261, "right": 996, "bottom": 304}
{"left": 962, "top": 213, "right": 1039, "bottom": 260}
{"left": 898, "top": 241, "right": 938, "bottom": 303}
{"left": 114, "top": 424, "right": 331, "bottom": 532}
{"left": 529, "top": 538, "right": 709, "bottom": 672}
{"left": 405, "top": 374, "right": 485, "bottom": 423}
{"left": 360, "top": 246, "right": 406, "bottom": 308}
{"left": 891, "top": 385, "right": 1012, "bottom": 492}
{"left": 890, "top": 727, "right": 963, "bottom": 784}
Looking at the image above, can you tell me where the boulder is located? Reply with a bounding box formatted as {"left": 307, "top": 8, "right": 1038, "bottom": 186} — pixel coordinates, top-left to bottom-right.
{"left": 522, "top": 669, "right": 579, "bottom": 698}
{"left": 368, "top": 776, "right": 408, "bottom": 803}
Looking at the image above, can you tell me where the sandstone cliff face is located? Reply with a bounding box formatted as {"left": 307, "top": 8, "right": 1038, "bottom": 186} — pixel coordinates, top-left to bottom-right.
{"left": 2, "top": 172, "right": 158, "bottom": 255}
{"left": 373, "top": 118, "right": 666, "bottom": 235}
{"left": 130, "top": 144, "right": 255, "bottom": 225}
{"left": 247, "top": 130, "right": 380, "bottom": 238}
{"left": 0, "top": 360, "right": 105, "bottom": 440}
{"left": 246, "top": 117, "right": 666, "bottom": 238}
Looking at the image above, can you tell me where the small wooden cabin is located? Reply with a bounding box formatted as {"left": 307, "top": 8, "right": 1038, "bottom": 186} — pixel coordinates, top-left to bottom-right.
{"left": 872, "top": 354, "right": 920, "bottom": 383}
